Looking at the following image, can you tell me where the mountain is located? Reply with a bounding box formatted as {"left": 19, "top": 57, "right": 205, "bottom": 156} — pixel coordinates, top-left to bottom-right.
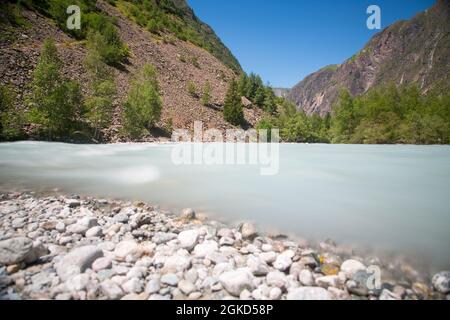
{"left": 287, "top": 0, "right": 450, "bottom": 116}
{"left": 0, "top": 0, "right": 262, "bottom": 142}
{"left": 272, "top": 87, "right": 290, "bottom": 98}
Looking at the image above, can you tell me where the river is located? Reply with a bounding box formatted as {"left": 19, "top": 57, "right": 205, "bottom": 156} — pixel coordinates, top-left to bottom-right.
{"left": 0, "top": 141, "right": 449, "bottom": 271}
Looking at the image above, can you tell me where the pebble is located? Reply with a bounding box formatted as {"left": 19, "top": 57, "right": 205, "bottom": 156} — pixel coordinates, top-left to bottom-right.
{"left": 178, "top": 229, "right": 200, "bottom": 251}
{"left": 266, "top": 271, "right": 288, "bottom": 289}
{"left": 240, "top": 223, "right": 258, "bottom": 240}
{"left": 92, "top": 257, "right": 112, "bottom": 271}
{"left": 219, "top": 269, "right": 255, "bottom": 297}
{"left": 101, "top": 279, "right": 124, "bottom": 299}
{"left": 178, "top": 279, "right": 196, "bottom": 295}
{"left": 182, "top": 208, "right": 196, "bottom": 220}
{"left": 114, "top": 241, "right": 138, "bottom": 261}
{"left": 66, "top": 274, "right": 90, "bottom": 292}
{"left": 161, "top": 273, "right": 179, "bottom": 286}
{"left": 299, "top": 269, "right": 315, "bottom": 286}
{"left": 287, "top": 287, "right": 332, "bottom": 300}
{"left": 145, "top": 279, "right": 161, "bottom": 294}
{"left": 0, "top": 193, "right": 444, "bottom": 301}
{"left": 340, "top": 259, "right": 366, "bottom": 278}
{"left": 193, "top": 240, "right": 219, "bottom": 258}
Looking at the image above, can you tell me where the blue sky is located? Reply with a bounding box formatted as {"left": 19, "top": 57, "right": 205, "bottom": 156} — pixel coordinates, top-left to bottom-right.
{"left": 187, "top": 0, "right": 435, "bottom": 88}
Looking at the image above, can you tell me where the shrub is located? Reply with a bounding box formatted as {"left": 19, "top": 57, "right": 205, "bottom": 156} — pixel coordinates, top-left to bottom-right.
{"left": 187, "top": 81, "right": 197, "bottom": 98}
{"left": 201, "top": 81, "right": 211, "bottom": 106}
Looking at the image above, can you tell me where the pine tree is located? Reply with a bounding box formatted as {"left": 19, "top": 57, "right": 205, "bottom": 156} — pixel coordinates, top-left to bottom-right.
{"left": 223, "top": 80, "right": 244, "bottom": 126}
{"left": 28, "top": 39, "right": 82, "bottom": 139}
{"left": 237, "top": 73, "right": 250, "bottom": 98}
{"left": 254, "top": 86, "right": 266, "bottom": 108}
{"left": 263, "top": 87, "right": 277, "bottom": 114}
{"left": 123, "top": 63, "right": 162, "bottom": 139}
{"left": 201, "top": 81, "right": 211, "bottom": 106}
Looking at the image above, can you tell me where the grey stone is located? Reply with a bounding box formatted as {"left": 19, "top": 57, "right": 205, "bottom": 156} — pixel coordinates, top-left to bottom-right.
{"left": 178, "top": 229, "right": 200, "bottom": 251}
{"left": 219, "top": 268, "right": 255, "bottom": 297}
{"left": 0, "top": 237, "right": 35, "bottom": 265}
{"left": 101, "top": 279, "right": 124, "bottom": 299}
{"left": 240, "top": 223, "right": 258, "bottom": 240}
{"left": 56, "top": 245, "right": 103, "bottom": 281}
{"left": 340, "top": 259, "right": 366, "bottom": 279}
{"left": 145, "top": 279, "right": 161, "bottom": 294}
{"left": 182, "top": 208, "right": 196, "bottom": 220}
{"left": 287, "top": 287, "right": 331, "bottom": 300}
{"left": 266, "top": 271, "right": 288, "bottom": 289}
{"left": 92, "top": 257, "right": 112, "bottom": 271}
{"left": 193, "top": 240, "right": 219, "bottom": 258}
{"left": 432, "top": 271, "right": 450, "bottom": 294}
{"left": 161, "top": 273, "right": 179, "bottom": 286}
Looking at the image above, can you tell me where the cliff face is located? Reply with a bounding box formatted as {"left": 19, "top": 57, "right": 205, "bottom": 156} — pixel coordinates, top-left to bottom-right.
{"left": 287, "top": 0, "right": 450, "bottom": 116}
{"left": 0, "top": 0, "right": 262, "bottom": 142}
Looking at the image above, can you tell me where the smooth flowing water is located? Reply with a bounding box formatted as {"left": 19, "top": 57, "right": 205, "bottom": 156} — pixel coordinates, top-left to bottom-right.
{"left": 1, "top": 141, "right": 449, "bottom": 270}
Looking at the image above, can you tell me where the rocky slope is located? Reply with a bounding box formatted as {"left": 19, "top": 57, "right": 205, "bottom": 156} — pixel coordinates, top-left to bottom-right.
{"left": 1, "top": 191, "right": 449, "bottom": 300}
{"left": 0, "top": 0, "right": 263, "bottom": 142}
{"left": 287, "top": 0, "right": 450, "bottom": 116}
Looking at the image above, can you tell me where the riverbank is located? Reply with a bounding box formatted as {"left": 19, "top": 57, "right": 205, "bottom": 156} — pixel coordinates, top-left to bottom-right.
{"left": 0, "top": 191, "right": 449, "bottom": 300}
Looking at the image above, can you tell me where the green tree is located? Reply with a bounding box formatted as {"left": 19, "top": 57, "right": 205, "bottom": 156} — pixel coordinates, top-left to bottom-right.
{"left": 237, "top": 73, "right": 250, "bottom": 97}
{"left": 201, "top": 81, "right": 211, "bottom": 106}
{"left": 123, "top": 63, "right": 162, "bottom": 139}
{"left": 85, "top": 32, "right": 117, "bottom": 140}
{"left": 223, "top": 80, "right": 244, "bottom": 126}
{"left": 28, "top": 39, "right": 82, "bottom": 139}
{"left": 330, "top": 89, "right": 360, "bottom": 143}
{"left": 263, "top": 87, "right": 277, "bottom": 114}
{"left": 254, "top": 86, "right": 266, "bottom": 107}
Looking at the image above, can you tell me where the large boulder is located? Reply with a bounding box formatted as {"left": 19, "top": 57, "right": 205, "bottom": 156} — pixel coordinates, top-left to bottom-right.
{"left": 0, "top": 237, "right": 45, "bottom": 265}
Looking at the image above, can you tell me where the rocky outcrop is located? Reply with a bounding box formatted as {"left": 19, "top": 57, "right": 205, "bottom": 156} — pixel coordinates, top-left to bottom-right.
{"left": 287, "top": 0, "right": 450, "bottom": 116}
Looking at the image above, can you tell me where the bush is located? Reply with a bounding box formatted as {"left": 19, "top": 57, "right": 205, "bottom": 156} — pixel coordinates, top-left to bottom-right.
{"left": 28, "top": 39, "right": 83, "bottom": 139}
{"left": 201, "top": 81, "right": 211, "bottom": 106}
{"left": 85, "top": 14, "right": 129, "bottom": 65}
{"left": 223, "top": 80, "right": 244, "bottom": 126}
{"left": 187, "top": 81, "right": 197, "bottom": 98}
{"left": 123, "top": 63, "right": 162, "bottom": 139}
